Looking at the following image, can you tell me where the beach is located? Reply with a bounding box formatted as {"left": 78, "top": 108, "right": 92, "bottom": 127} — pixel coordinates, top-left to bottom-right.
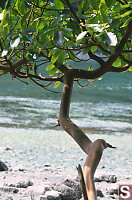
{"left": 0, "top": 62, "right": 132, "bottom": 199}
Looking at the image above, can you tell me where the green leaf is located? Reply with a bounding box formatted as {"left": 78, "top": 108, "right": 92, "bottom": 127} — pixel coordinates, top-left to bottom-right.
{"left": 0, "top": 70, "right": 8, "bottom": 75}
{"left": 88, "top": 67, "right": 93, "bottom": 71}
{"left": 21, "top": 34, "right": 33, "bottom": 43}
{"left": 91, "top": 46, "right": 98, "bottom": 53}
{"left": 113, "top": 58, "right": 121, "bottom": 67}
{"left": 49, "top": 67, "right": 59, "bottom": 76}
{"left": 21, "top": 10, "right": 31, "bottom": 26}
{"left": 10, "top": 36, "right": 20, "bottom": 48}
{"left": 67, "top": 19, "right": 81, "bottom": 37}
{"left": 24, "top": 28, "right": 36, "bottom": 33}
{"left": 115, "top": 10, "right": 132, "bottom": 18}
{"left": 89, "top": 0, "right": 99, "bottom": 10}
{"left": 51, "top": 49, "right": 61, "bottom": 64}
{"left": 93, "top": 25, "right": 104, "bottom": 33}
{"left": 0, "top": 0, "right": 13, "bottom": 10}
{"left": 1, "top": 42, "right": 10, "bottom": 57}
{"left": 102, "top": 32, "right": 117, "bottom": 46}
{"left": 53, "top": 15, "right": 63, "bottom": 25}
{"left": 54, "top": 81, "right": 61, "bottom": 88}
{"left": 37, "top": 21, "right": 45, "bottom": 31}
{"left": 57, "top": 50, "right": 66, "bottom": 65}
{"left": 46, "top": 64, "right": 55, "bottom": 71}
{"left": 69, "top": 0, "right": 76, "bottom": 2}
{"left": 54, "top": 31, "right": 64, "bottom": 47}
{"left": 128, "top": 66, "right": 132, "bottom": 71}
{"left": 102, "top": 33, "right": 111, "bottom": 44}
{"left": 0, "top": 9, "right": 7, "bottom": 29}
{"left": 0, "top": 1, "right": 7, "bottom": 9}
{"left": 48, "top": 48, "right": 56, "bottom": 57}
{"left": 121, "top": 17, "right": 132, "bottom": 28}
{"left": 68, "top": 51, "right": 76, "bottom": 61}
{"left": 83, "top": 47, "right": 91, "bottom": 54}
{"left": 54, "top": 0, "right": 64, "bottom": 9}
{"left": 105, "top": 0, "right": 116, "bottom": 8}
{"left": 26, "top": 50, "right": 39, "bottom": 61}
{"left": 1, "top": 49, "right": 8, "bottom": 57}
{"left": 38, "top": 28, "right": 55, "bottom": 37}
{"left": 76, "top": 31, "right": 87, "bottom": 41}
{"left": 107, "top": 32, "right": 117, "bottom": 46}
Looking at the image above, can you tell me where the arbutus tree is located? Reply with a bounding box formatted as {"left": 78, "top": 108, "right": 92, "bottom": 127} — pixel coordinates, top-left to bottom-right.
{"left": 0, "top": 0, "right": 132, "bottom": 199}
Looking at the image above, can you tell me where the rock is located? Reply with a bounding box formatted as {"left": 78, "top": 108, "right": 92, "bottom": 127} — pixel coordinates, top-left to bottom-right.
{"left": 95, "top": 174, "right": 117, "bottom": 183}
{"left": 0, "top": 186, "right": 19, "bottom": 193}
{"left": 0, "top": 160, "right": 8, "bottom": 171}
{"left": 108, "top": 175, "right": 117, "bottom": 183}
{"left": 62, "top": 178, "right": 82, "bottom": 199}
{"left": 109, "top": 188, "right": 118, "bottom": 195}
{"left": 55, "top": 183, "right": 77, "bottom": 200}
{"left": 0, "top": 146, "right": 13, "bottom": 151}
{"left": 13, "top": 165, "right": 26, "bottom": 172}
{"left": 5, "top": 147, "right": 13, "bottom": 151}
{"left": 97, "top": 189, "right": 104, "bottom": 197}
{"left": 44, "top": 164, "right": 51, "bottom": 167}
{"left": 17, "top": 180, "right": 33, "bottom": 188}
{"left": 40, "top": 190, "right": 62, "bottom": 200}
{"left": 9, "top": 180, "right": 33, "bottom": 188}
{"left": 54, "top": 178, "right": 82, "bottom": 200}
{"left": 43, "top": 184, "right": 52, "bottom": 194}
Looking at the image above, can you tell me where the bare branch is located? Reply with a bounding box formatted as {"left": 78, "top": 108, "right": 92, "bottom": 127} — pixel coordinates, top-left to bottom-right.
{"left": 9, "top": 17, "right": 20, "bottom": 32}
{"left": 29, "top": 76, "right": 60, "bottom": 93}
{"left": 77, "top": 79, "right": 92, "bottom": 87}
{"left": 27, "top": 6, "right": 34, "bottom": 28}
{"left": 77, "top": 164, "right": 88, "bottom": 200}
{"left": 88, "top": 51, "right": 105, "bottom": 66}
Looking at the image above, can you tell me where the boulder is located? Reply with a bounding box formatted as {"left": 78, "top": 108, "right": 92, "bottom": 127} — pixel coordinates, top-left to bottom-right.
{"left": 0, "top": 160, "right": 8, "bottom": 171}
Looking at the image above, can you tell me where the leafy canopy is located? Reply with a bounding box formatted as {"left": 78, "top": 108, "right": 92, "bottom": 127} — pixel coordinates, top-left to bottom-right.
{"left": 0, "top": 0, "right": 132, "bottom": 88}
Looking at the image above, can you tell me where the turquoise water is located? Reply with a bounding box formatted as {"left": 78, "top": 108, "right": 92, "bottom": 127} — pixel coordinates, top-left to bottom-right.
{"left": 0, "top": 61, "right": 132, "bottom": 179}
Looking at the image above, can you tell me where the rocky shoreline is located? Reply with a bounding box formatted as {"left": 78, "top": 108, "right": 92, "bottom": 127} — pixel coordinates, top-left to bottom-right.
{"left": 0, "top": 160, "right": 131, "bottom": 200}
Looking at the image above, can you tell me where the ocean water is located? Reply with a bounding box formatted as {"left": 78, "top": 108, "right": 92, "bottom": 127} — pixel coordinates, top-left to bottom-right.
{"left": 0, "top": 61, "right": 132, "bottom": 179}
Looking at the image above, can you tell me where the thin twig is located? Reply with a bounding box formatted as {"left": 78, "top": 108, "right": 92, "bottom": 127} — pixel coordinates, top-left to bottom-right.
{"left": 29, "top": 76, "right": 60, "bottom": 93}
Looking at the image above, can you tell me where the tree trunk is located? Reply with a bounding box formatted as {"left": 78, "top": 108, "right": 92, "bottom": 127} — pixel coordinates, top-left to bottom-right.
{"left": 58, "top": 70, "right": 109, "bottom": 200}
